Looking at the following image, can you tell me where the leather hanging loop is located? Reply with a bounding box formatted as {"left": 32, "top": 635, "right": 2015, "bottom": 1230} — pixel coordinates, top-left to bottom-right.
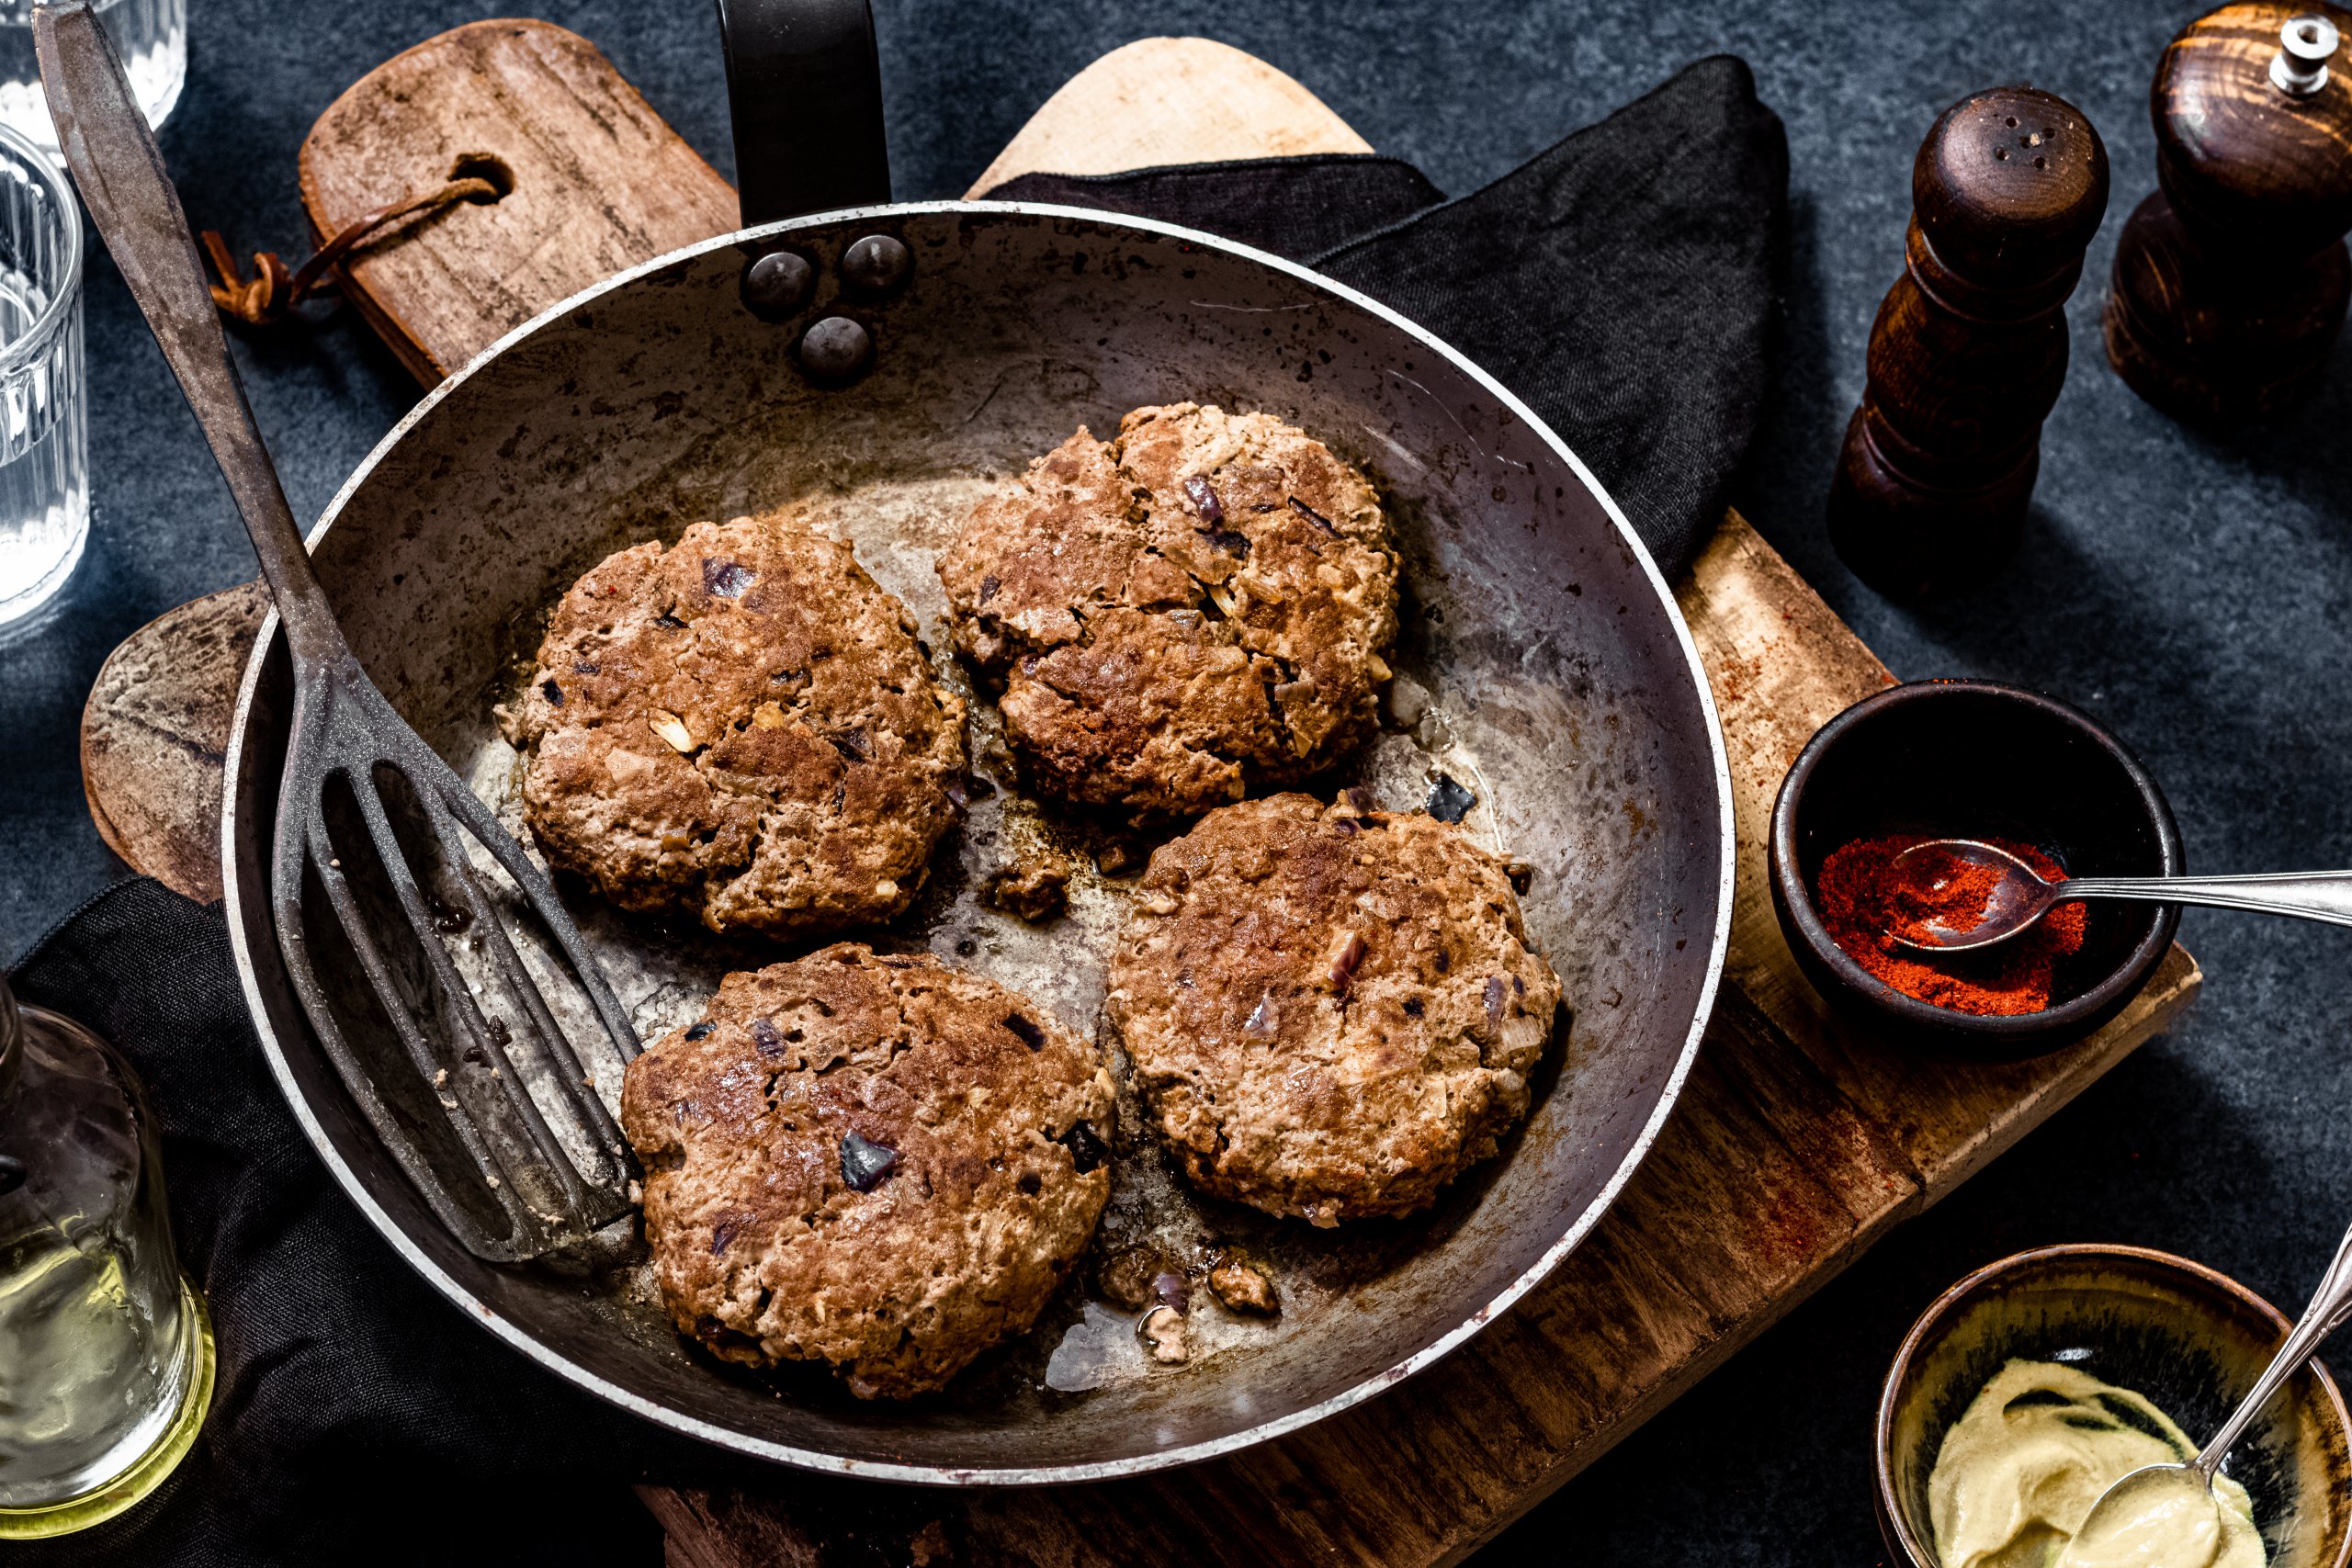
{"left": 202, "top": 175, "right": 500, "bottom": 325}
{"left": 715, "top": 0, "right": 891, "bottom": 227}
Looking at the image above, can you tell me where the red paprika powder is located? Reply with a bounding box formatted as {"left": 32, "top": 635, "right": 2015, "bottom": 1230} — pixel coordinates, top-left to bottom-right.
{"left": 1814, "top": 834, "right": 2087, "bottom": 1016}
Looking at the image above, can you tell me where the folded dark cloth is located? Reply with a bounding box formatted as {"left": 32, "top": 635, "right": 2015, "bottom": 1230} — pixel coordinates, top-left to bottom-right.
{"left": 4, "top": 55, "right": 1785, "bottom": 1568}
{"left": 988, "top": 55, "right": 1789, "bottom": 576}
{"left": 984, "top": 150, "right": 1443, "bottom": 259}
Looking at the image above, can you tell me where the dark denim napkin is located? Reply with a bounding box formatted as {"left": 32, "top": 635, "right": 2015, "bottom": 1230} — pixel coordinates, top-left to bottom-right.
{"left": 4, "top": 53, "right": 1786, "bottom": 1567}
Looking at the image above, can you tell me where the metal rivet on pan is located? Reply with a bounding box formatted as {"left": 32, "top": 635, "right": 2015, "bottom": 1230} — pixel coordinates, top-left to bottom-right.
{"left": 839, "top": 234, "right": 911, "bottom": 299}
{"left": 797, "top": 316, "right": 873, "bottom": 384}
{"left": 741, "top": 249, "right": 815, "bottom": 319}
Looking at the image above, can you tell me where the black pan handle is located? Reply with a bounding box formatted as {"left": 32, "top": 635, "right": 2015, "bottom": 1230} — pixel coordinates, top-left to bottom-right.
{"left": 715, "top": 0, "right": 890, "bottom": 227}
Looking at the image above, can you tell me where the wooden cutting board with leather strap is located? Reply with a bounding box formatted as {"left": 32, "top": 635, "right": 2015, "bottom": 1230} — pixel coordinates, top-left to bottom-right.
{"left": 75, "top": 25, "right": 2200, "bottom": 1565}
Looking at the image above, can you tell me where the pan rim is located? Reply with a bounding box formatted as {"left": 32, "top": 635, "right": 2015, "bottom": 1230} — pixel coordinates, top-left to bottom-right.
{"left": 220, "top": 199, "right": 1736, "bottom": 1486}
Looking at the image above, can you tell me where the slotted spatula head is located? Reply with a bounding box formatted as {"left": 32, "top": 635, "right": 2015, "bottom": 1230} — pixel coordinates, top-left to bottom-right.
{"left": 36, "top": 0, "right": 641, "bottom": 1260}
{"left": 269, "top": 659, "right": 641, "bottom": 1259}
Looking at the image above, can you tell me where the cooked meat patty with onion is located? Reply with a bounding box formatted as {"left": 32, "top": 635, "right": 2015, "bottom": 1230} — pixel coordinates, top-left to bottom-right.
{"left": 937, "top": 403, "right": 1397, "bottom": 817}
{"left": 620, "top": 944, "right": 1115, "bottom": 1399}
{"left": 1108, "top": 793, "right": 1560, "bottom": 1226}
{"left": 502, "top": 513, "right": 964, "bottom": 937}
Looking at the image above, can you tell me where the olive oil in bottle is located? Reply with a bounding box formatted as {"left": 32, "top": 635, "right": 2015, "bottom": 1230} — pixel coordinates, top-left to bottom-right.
{"left": 0, "top": 974, "right": 210, "bottom": 1538}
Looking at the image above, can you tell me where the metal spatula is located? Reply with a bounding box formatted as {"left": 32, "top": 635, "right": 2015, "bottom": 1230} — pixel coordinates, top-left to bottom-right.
{"left": 36, "top": 1, "right": 640, "bottom": 1261}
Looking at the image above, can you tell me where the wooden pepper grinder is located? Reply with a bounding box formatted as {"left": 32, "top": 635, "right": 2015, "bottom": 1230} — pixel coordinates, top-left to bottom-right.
{"left": 1827, "top": 88, "right": 2109, "bottom": 600}
{"left": 2105, "top": 6, "right": 2352, "bottom": 422}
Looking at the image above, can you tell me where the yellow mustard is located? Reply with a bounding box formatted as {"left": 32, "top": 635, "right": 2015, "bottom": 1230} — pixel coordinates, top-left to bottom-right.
{"left": 1928, "top": 1359, "right": 2265, "bottom": 1568}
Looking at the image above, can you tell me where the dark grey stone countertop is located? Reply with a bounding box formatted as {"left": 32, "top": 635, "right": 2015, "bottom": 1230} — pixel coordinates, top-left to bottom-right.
{"left": 4, "top": 1, "right": 2346, "bottom": 1562}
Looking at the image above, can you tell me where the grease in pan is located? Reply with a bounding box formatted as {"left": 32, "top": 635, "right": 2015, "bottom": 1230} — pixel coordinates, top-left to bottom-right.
{"left": 587, "top": 409, "right": 1556, "bottom": 1399}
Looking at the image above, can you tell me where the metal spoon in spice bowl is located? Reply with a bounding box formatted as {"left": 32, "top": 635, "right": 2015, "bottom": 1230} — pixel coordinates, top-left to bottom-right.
{"left": 2059, "top": 1214, "right": 2352, "bottom": 1568}
{"left": 1884, "top": 840, "right": 2352, "bottom": 953}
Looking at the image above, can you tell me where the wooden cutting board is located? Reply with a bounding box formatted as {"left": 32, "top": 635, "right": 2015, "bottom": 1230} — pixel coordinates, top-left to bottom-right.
{"left": 76, "top": 27, "right": 2200, "bottom": 1565}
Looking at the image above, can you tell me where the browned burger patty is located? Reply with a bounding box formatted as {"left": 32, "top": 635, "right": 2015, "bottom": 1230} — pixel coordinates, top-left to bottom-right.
{"left": 937, "top": 403, "right": 1397, "bottom": 817}
{"left": 501, "top": 513, "right": 964, "bottom": 937}
{"left": 1107, "top": 794, "right": 1561, "bottom": 1226}
{"left": 619, "top": 945, "right": 1115, "bottom": 1400}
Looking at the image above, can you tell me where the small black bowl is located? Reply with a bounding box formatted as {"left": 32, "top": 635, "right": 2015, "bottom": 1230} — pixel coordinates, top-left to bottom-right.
{"left": 1769, "top": 680, "right": 2182, "bottom": 1055}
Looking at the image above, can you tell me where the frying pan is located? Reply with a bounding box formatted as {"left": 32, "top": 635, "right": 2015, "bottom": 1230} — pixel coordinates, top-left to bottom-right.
{"left": 219, "top": 0, "right": 1734, "bottom": 1483}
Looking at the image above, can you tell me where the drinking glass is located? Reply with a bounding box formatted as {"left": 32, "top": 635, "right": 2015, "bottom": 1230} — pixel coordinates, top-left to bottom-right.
{"left": 0, "top": 0, "right": 184, "bottom": 153}
{"left": 0, "top": 971, "right": 213, "bottom": 1537}
{"left": 0, "top": 116, "right": 83, "bottom": 627}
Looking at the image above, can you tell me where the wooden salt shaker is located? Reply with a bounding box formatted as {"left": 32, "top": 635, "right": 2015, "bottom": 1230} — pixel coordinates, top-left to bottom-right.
{"left": 2105, "top": 6, "right": 2352, "bottom": 422}
{"left": 1827, "top": 88, "right": 2109, "bottom": 600}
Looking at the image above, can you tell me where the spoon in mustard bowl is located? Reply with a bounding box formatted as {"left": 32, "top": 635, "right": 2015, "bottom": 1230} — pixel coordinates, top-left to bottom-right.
{"left": 1883, "top": 839, "right": 2352, "bottom": 953}
{"left": 2061, "top": 1217, "right": 2352, "bottom": 1568}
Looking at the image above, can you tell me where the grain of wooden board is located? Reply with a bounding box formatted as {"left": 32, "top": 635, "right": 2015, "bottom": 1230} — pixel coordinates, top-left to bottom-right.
{"left": 74, "top": 28, "right": 2199, "bottom": 1566}
{"left": 964, "top": 36, "right": 1374, "bottom": 194}
{"left": 80, "top": 580, "right": 268, "bottom": 905}
{"left": 299, "top": 18, "right": 738, "bottom": 385}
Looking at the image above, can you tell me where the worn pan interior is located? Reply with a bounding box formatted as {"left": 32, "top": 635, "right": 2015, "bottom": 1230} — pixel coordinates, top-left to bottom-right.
{"left": 221, "top": 205, "right": 1733, "bottom": 1483}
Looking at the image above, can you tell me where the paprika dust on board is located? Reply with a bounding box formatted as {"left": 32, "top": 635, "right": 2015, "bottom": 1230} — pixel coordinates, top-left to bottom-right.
{"left": 1814, "top": 835, "right": 2087, "bottom": 1016}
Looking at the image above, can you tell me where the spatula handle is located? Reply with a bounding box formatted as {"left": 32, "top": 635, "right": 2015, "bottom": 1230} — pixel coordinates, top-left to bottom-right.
{"left": 34, "top": 0, "right": 344, "bottom": 669}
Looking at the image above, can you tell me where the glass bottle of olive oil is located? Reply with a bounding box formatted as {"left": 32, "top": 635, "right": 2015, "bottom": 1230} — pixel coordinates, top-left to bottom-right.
{"left": 0, "top": 972, "right": 210, "bottom": 1538}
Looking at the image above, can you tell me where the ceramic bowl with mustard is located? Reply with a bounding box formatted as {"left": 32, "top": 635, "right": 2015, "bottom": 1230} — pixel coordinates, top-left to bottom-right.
{"left": 1877, "top": 1244, "right": 2352, "bottom": 1568}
